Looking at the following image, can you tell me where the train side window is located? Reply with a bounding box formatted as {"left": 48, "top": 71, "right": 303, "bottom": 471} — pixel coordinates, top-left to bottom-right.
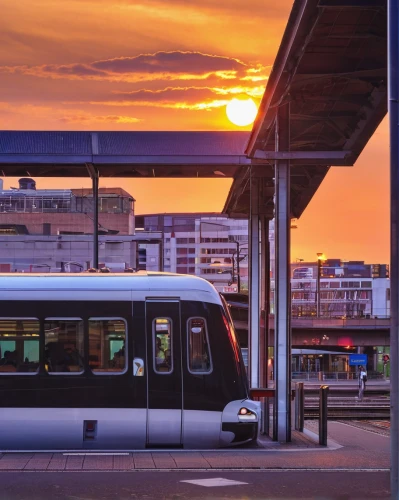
{"left": 0, "top": 319, "right": 39, "bottom": 374}
{"left": 187, "top": 318, "right": 212, "bottom": 374}
{"left": 153, "top": 318, "right": 172, "bottom": 374}
{"left": 44, "top": 318, "right": 84, "bottom": 374}
{"left": 89, "top": 318, "right": 127, "bottom": 374}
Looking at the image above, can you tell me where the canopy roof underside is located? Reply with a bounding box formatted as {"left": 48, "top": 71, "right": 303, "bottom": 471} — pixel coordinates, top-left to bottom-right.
{"left": 224, "top": 0, "right": 387, "bottom": 219}
{"left": 0, "top": 131, "right": 250, "bottom": 178}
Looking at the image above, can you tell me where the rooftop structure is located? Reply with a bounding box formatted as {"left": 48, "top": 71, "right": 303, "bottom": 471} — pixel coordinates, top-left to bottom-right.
{"left": 0, "top": 178, "right": 135, "bottom": 236}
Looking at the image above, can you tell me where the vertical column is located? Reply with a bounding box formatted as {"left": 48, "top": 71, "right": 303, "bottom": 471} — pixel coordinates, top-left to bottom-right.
{"left": 86, "top": 163, "right": 99, "bottom": 269}
{"left": 260, "top": 215, "right": 270, "bottom": 388}
{"left": 274, "top": 102, "right": 291, "bottom": 443}
{"left": 159, "top": 236, "right": 164, "bottom": 272}
{"left": 249, "top": 168, "right": 260, "bottom": 389}
{"left": 170, "top": 232, "right": 177, "bottom": 273}
{"left": 389, "top": 0, "right": 399, "bottom": 496}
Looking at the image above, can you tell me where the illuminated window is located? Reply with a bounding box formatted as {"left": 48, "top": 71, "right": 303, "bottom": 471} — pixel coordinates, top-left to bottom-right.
{"left": 153, "top": 318, "right": 172, "bottom": 374}
{"left": 89, "top": 319, "right": 126, "bottom": 373}
{"left": 0, "top": 319, "right": 39, "bottom": 374}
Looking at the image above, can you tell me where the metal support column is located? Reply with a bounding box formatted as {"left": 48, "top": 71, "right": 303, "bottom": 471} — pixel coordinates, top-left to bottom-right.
{"left": 260, "top": 215, "right": 270, "bottom": 388}
{"left": 86, "top": 163, "right": 99, "bottom": 269}
{"left": 260, "top": 216, "right": 270, "bottom": 435}
{"left": 249, "top": 168, "right": 261, "bottom": 389}
{"left": 274, "top": 102, "right": 291, "bottom": 443}
{"left": 389, "top": 0, "right": 399, "bottom": 496}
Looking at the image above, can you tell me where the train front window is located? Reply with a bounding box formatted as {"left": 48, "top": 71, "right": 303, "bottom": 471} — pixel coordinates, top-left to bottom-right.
{"left": 89, "top": 319, "right": 126, "bottom": 373}
{"left": 187, "top": 318, "right": 212, "bottom": 374}
{"left": 153, "top": 318, "right": 172, "bottom": 374}
{"left": 0, "top": 319, "right": 39, "bottom": 373}
{"left": 44, "top": 318, "right": 84, "bottom": 374}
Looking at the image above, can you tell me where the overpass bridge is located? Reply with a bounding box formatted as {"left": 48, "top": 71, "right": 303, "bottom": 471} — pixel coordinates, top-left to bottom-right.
{"left": 230, "top": 313, "right": 390, "bottom": 348}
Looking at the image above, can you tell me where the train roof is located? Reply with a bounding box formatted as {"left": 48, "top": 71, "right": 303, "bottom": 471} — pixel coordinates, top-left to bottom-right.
{"left": 0, "top": 272, "right": 223, "bottom": 305}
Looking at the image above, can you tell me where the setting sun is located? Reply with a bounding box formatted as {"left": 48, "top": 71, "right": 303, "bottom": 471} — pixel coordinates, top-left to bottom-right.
{"left": 226, "top": 98, "right": 258, "bottom": 127}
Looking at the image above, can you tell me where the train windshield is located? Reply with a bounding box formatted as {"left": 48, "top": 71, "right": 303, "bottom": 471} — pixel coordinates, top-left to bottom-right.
{"left": 220, "top": 295, "right": 248, "bottom": 387}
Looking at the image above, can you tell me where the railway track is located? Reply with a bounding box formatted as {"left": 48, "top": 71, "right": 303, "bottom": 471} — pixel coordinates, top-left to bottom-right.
{"left": 304, "top": 397, "right": 390, "bottom": 419}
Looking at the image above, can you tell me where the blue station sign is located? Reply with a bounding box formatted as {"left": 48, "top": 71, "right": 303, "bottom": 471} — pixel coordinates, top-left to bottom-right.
{"left": 349, "top": 354, "right": 368, "bottom": 366}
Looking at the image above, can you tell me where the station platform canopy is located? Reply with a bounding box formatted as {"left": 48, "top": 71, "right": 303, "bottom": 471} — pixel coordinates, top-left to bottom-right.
{"left": 224, "top": 0, "right": 387, "bottom": 219}
{"left": 0, "top": 131, "right": 250, "bottom": 178}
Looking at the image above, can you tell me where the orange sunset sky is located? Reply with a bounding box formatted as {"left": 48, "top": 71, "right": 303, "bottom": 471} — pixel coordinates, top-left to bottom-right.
{"left": 0, "top": 0, "right": 389, "bottom": 265}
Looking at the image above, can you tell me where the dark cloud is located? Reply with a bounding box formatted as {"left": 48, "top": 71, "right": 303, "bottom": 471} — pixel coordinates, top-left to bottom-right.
{"left": 58, "top": 113, "right": 141, "bottom": 123}
{"left": 43, "top": 64, "right": 107, "bottom": 77}
{"left": 111, "top": 86, "right": 216, "bottom": 102}
{"left": 110, "top": 84, "right": 265, "bottom": 102}
{"left": 81, "top": 84, "right": 263, "bottom": 112}
{"left": 0, "top": 51, "right": 256, "bottom": 83}
{"left": 92, "top": 51, "right": 247, "bottom": 74}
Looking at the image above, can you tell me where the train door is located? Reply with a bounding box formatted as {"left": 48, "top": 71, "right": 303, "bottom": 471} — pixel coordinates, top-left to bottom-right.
{"left": 145, "top": 299, "right": 183, "bottom": 447}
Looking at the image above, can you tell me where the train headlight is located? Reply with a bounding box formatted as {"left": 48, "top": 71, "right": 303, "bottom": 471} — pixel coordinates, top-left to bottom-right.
{"left": 238, "top": 407, "right": 256, "bottom": 421}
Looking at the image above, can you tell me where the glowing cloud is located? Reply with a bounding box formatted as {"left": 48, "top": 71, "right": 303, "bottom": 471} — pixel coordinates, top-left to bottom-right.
{"left": 1, "top": 51, "right": 256, "bottom": 83}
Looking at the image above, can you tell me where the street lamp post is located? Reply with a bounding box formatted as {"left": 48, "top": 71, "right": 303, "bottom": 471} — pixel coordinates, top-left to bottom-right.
{"left": 316, "top": 253, "right": 326, "bottom": 317}
{"left": 229, "top": 238, "right": 244, "bottom": 293}
{"left": 234, "top": 240, "right": 241, "bottom": 293}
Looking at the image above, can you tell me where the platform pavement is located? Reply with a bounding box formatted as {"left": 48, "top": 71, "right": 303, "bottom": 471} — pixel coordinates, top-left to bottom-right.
{"left": 0, "top": 421, "right": 389, "bottom": 472}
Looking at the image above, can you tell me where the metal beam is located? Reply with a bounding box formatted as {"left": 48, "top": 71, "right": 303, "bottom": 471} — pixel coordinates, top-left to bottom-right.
{"left": 343, "top": 85, "right": 387, "bottom": 154}
{"left": 249, "top": 168, "right": 261, "bottom": 390}
{"left": 290, "top": 111, "right": 362, "bottom": 120}
{"left": 318, "top": 0, "right": 385, "bottom": 7}
{"left": 245, "top": 0, "right": 317, "bottom": 157}
{"left": 291, "top": 94, "right": 375, "bottom": 108}
{"left": 253, "top": 150, "right": 351, "bottom": 161}
{"left": 389, "top": 0, "right": 399, "bottom": 496}
{"left": 274, "top": 102, "right": 291, "bottom": 443}
{"left": 0, "top": 154, "right": 251, "bottom": 167}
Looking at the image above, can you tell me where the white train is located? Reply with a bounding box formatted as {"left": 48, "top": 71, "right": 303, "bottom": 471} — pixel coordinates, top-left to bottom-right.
{"left": 0, "top": 272, "right": 259, "bottom": 450}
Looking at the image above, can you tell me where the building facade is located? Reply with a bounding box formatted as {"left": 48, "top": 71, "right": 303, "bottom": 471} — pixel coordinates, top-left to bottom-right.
{"left": 135, "top": 213, "right": 249, "bottom": 293}
{"left": 288, "top": 259, "right": 390, "bottom": 319}
{"left": 0, "top": 178, "right": 138, "bottom": 272}
{"left": 0, "top": 178, "right": 135, "bottom": 237}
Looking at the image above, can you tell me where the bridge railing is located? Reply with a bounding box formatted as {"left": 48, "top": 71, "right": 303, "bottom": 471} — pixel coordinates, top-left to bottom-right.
{"left": 292, "top": 371, "right": 386, "bottom": 381}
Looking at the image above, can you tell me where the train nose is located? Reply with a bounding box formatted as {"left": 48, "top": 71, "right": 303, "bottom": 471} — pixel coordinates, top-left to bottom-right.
{"left": 220, "top": 399, "right": 260, "bottom": 446}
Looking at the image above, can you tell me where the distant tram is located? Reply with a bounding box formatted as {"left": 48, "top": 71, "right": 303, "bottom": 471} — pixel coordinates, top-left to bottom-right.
{"left": 0, "top": 273, "right": 258, "bottom": 450}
